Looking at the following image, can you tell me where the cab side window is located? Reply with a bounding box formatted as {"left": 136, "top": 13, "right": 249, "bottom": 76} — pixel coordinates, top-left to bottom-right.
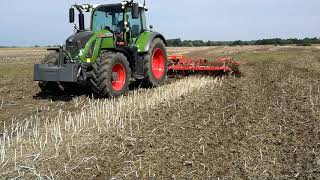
{"left": 127, "top": 9, "right": 143, "bottom": 38}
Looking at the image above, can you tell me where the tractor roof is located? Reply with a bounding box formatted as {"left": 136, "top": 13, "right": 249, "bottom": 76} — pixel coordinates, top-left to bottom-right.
{"left": 92, "top": 2, "right": 147, "bottom": 10}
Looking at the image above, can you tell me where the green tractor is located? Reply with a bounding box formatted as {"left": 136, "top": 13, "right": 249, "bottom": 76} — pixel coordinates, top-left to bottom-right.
{"left": 34, "top": 1, "right": 168, "bottom": 97}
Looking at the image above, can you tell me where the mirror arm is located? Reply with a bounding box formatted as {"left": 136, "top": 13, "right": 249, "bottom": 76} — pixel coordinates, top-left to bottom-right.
{"left": 74, "top": 5, "right": 83, "bottom": 14}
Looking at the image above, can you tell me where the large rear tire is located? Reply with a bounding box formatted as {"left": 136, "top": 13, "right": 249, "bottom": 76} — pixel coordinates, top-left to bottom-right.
{"left": 142, "top": 38, "right": 168, "bottom": 87}
{"left": 90, "top": 51, "right": 131, "bottom": 98}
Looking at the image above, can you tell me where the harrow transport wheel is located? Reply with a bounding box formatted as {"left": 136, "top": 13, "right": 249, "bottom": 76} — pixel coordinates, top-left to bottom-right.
{"left": 90, "top": 51, "right": 131, "bottom": 98}
{"left": 142, "top": 38, "right": 168, "bottom": 87}
{"left": 38, "top": 52, "right": 61, "bottom": 94}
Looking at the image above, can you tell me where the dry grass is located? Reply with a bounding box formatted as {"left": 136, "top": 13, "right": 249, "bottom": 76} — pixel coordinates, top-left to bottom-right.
{"left": 0, "top": 76, "right": 220, "bottom": 178}
{"left": 0, "top": 48, "right": 47, "bottom": 65}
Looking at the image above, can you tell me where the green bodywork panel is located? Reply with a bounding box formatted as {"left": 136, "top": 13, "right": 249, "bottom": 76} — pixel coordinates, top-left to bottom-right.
{"left": 134, "top": 31, "right": 153, "bottom": 53}
{"left": 80, "top": 30, "right": 114, "bottom": 63}
{"left": 79, "top": 30, "right": 152, "bottom": 63}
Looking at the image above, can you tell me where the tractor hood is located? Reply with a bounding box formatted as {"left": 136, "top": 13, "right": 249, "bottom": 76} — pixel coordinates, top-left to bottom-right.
{"left": 66, "top": 31, "right": 94, "bottom": 56}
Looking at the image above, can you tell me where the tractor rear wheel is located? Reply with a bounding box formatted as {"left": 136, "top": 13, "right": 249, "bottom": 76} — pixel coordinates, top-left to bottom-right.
{"left": 38, "top": 52, "right": 61, "bottom": 94}
{"left": 142, "top": 38, "right": 168, "bottom": 87}
{"left": 90, "top": 51, "right": 131, "bottom": 98}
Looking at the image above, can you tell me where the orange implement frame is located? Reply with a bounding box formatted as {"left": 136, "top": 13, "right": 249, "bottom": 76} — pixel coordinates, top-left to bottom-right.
{"left": 168, "top": 55, "right": 240, "bottom": 75}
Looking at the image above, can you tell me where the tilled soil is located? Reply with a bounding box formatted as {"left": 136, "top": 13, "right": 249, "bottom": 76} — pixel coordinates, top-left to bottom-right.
{"left": 63, "top": 52, "right": 319, "bottom": 179}
{"left": 0, "top": 46, "right": 319, "bottom": 179}
{"left": 0, "top": 48, "right": 79, "bottom": 126}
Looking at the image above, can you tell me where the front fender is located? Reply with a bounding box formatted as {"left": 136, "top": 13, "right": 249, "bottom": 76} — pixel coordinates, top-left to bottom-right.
{"left": 135, "top": 31, "right": 167, "bottom": 53}
{"left": 80, "top": 30, "right": 114, "bottom": 63}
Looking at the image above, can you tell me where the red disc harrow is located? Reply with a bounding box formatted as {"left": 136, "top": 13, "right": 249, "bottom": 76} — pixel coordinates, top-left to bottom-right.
{"left": 168, "top": 55, "right": 240, "bottom": 76}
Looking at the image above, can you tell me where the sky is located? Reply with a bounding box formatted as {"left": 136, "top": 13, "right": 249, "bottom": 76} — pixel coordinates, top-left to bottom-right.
{"left": 0, "top": 0, "right": 319, "bottom": 46}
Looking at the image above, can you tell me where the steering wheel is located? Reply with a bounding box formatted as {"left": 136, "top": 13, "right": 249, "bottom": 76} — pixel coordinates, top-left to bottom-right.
{"left": 104, "top": 26, "right": 111, "bottom": 31}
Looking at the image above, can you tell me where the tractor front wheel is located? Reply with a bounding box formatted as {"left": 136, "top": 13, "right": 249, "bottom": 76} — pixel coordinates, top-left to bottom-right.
{"left": 142, "top": 38, "right": 168, "bottom": 87}
{"left": 90, "top": 51, "right": 131, "bottom": 98}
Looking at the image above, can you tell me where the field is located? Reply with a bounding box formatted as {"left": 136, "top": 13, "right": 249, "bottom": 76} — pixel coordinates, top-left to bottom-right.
{"left": 0, "top": 46, "right": 319, "bottom": 179}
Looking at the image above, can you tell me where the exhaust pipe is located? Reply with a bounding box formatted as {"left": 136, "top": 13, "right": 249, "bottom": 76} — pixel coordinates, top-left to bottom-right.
{"left": 78, "top": 13, "right": 85, "bottom": 31}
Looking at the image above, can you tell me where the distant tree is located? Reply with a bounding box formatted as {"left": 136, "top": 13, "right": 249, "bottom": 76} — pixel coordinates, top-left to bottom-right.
{"left": 231, "top": 40, "right": 244, "bottom": 46}
{"left": 192, "top": 40, "right": 204, "bottom": 47}
{"left": 206, "top": 41, "right": 213, "bottom": 46}
{"left": 184, "top": 41, "right": 193, "bottom": 47}
{"left": 297, "top": 38, "right": 312, "bottom": 46}
{"left": 167, "top": 38, "right": 183, "bottom": 47}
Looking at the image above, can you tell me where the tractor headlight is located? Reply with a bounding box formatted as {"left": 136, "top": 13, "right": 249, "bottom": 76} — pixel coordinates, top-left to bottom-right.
{"left": 82, "top": 4, "right": 91, "bottom": 12}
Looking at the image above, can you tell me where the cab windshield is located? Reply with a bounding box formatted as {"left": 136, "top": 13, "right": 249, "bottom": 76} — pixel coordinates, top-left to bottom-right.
{"left": 92, "top": 5, "right": 124, "bottom": 33}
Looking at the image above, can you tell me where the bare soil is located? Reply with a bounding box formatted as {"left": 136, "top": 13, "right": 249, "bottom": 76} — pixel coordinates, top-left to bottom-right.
{"left": 0, "top": 46, "right": 319, "bottom": 179}
{"left": 0, "top": 48, "right": 89, "bottom": 128}
{"left": 73, "top": 46, "right": 320, "bottom": 179}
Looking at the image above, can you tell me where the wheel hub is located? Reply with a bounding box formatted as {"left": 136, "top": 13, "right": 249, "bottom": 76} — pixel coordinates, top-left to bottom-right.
{"left": 111, "top": 63, "right": 126, "bottom": 91}
{"left": 111, "top": 72, "right": 118, "bottom": 81}
{"left": 151, "top": 48, "right": 165, "bottom": 79}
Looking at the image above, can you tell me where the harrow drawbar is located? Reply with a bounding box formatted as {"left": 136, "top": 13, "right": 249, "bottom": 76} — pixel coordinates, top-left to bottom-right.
{"left": 168, "top": 55, "right": 240, "bottom": 76}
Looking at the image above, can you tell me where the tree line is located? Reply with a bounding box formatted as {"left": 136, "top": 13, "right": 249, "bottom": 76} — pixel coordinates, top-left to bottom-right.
{"left": 1, "top": 37, "right": 319, "bottom": 48}
{"left": 167, "top": 37, "right": 320, "bottom": 47}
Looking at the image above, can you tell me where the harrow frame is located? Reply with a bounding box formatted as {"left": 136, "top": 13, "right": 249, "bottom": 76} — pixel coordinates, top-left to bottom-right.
{"left": 167, "top": 55, "right": 240, "bottom": 76}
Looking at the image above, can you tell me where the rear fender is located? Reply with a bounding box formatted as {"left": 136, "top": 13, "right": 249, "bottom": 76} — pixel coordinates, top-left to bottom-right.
{"left": 135, "top": 31, "right": 167, "bottom": 53}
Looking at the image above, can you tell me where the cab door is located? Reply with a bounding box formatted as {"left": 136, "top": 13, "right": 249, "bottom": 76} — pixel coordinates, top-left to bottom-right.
{"left": 125, "top": 8, "right": 146, "bottom": 44}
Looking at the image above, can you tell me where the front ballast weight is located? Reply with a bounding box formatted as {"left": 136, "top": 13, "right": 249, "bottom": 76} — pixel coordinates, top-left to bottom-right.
{"left": 34, "top": 46, "right": 82, "bottom": 83}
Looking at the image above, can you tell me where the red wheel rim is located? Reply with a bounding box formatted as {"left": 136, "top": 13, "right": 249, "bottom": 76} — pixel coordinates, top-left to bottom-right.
{"left": 151, "top": 48, "right": 165, "bottom": 79}
{"left": 111, "top": 63, "right": 126, "bottom": 91}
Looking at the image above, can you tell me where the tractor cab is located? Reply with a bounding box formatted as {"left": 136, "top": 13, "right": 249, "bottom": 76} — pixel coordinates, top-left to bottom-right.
{"left": 92, "top": 3, "right": 147, "bottom": 45}
{"left": 69, "top": 2, "right": 147, "bottom": 46}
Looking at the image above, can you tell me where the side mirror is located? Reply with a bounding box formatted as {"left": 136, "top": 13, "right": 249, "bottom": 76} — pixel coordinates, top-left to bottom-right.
{"left": 69, "top": 8, "right": 75, "bottom": 23}
{"left": 132, "top": 3, "right": 139, "bottom": 19}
